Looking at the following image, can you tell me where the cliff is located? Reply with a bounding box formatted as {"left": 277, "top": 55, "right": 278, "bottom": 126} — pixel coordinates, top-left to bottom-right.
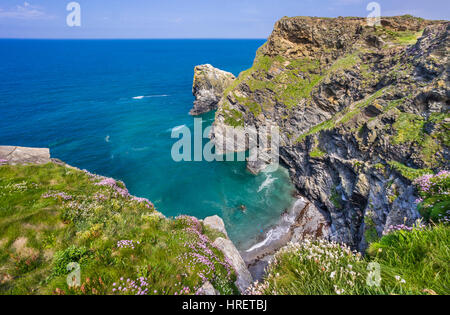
{"left": 211, "top": 16, "right": 449, "bottom": 250}
{"left": 0, "top": 147, "right": 252, "bottom": 295}
{"left": 190, "top": 64, "right": 236, "bottom": 115}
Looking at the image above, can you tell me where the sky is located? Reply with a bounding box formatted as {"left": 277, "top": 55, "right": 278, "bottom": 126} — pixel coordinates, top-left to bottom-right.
{"left": 0, "top": 0, "right": 449, "bottom": 39}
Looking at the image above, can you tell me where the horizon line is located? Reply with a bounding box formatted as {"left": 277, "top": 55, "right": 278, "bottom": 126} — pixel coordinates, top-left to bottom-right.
{"left": 0, "top": 37, "right": 268, "bottom": 40}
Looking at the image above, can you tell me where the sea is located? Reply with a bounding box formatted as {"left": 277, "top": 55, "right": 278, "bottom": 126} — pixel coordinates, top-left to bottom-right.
{"left": 0, "top": 39, "right": 297, "bottom": 249}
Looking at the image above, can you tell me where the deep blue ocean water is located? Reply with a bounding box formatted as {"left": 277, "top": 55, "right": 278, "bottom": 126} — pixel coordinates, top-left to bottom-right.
{"left": 0, "top": 39, "right": 296, "bottom": 249}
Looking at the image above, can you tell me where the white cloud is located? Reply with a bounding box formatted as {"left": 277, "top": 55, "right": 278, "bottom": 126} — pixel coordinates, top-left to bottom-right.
{"left": 0, "top": 1, "right": 52, "bottom": 20}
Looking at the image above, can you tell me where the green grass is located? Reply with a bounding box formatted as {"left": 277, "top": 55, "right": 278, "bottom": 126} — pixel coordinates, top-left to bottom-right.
{"left": 392, "top": 113, "right": 425, "bottom": 145}
{"left": 247, "top": 225, "right": 450, "bottom": 295}
{"left": 388, "top": 161, "right": 433, "bottom": 181}
{"left": 390, "top": 112, "right": 448, "bottom": 167}
{"left": 375, "top": 27, "right": 423, "bottom": 46}
{"left": 295, "top": 88, "right": 386, "bottom": 143}
{"left": 0, "top": 163, "right": 237, "bottom": 295}
{"left": 309, "top": 148, "right": 326, "bottom": 159}
{"left": 330, "top": 186, "right": 343, "bottom": 210}
{"left": 368, "top": 224, "right": 449, "bottom": 295}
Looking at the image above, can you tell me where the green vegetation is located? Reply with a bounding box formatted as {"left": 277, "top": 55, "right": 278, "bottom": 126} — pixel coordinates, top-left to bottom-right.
{"left": 222, "top": 102, "right": 245, "bottom": 127}
{"left": 391, "top": 112, "right": 448, "bottom": 167}
{"left": 296, "top": 88, "right": 387, "bottom": 143}
{"left": 392, "top": 113, "right": 425, "bottom": 145}
{"left": 374, "top": 163, "right": 385, "bottom": 171}
{"left": 368, "top": 224, "right": 449, "bottom": 295}
{"left": 309, "top": 148, "right": 326, "bottom": 159}
{"left": 296, "top": 120, "right": 335, "bottom": 143}
{"left": 328, "top": 52, "right": 360, "bottom": 72}
{"left": 246, "top": 162, "right": 449, "bottom": 296}
{"left": 414, "top": 171, "right": 450, "bottom": 223}
{"left": 388, "top": 161, "right": 433, "bottom": 181}
{"left": 0, "top": 164, "right": 237, "bottom": 295}
{"left": 375, "top": 27, "right": 423, "bottom": 46}
{"left": 247, "top": 224, "right": 449, "bottom": 295}
{"left": 364, "top": 211, "right": 379, "bottom": 244}
{"left": 330, "top": 186, "right": 343, "bottom": 210}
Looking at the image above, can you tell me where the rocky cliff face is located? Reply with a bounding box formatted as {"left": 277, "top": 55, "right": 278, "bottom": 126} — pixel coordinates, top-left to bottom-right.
{"left": 190, "top": 64, "right": 236, "bottom": 115}
{"left": 211, "top": 16, "right": 449, "bottom": 250}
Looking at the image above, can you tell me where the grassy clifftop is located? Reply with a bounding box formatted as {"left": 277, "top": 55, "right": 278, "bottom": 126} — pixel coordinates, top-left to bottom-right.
{"left": 0, "top": 163, "right": 237, "bottom": 295}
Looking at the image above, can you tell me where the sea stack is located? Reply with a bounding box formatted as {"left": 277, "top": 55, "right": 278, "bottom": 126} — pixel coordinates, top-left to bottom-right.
{"left": 190, "top": 64, "right": 235, "bottom": 116}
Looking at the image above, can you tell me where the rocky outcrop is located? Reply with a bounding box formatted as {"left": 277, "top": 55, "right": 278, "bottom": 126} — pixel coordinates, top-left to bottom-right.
{"left": 204, "top": 215, "right": 229, "bottom": 238}
{"left": 213, "top": 237, "right": 253, "bottom": 293}
{"left": 210, "top": 16, "right": 449, "bottom": 251}
{"left": 0, "top": 146, "right": 51, "bottom": 165}
{"left": 191, "top": 64, "right": 235, "bottom": 115}
{"left": 197, "top": 281, "right": 219, "bottom": 295}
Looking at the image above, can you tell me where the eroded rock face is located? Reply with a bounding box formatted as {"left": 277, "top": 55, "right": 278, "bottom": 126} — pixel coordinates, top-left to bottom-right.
{"left": 204, "top": 215, "right": 229, "bottom": 238}
{"left": 191, "top": 64, "right": 235, "bottom": 115}
{"left": 210, "top": 16, "right": 449, "bottom": 250}
{"left": 213, "top": 237, "right": 253, "bottom": 293}
{"left": 0, "top": 146, "right": 51, "bottom": 165}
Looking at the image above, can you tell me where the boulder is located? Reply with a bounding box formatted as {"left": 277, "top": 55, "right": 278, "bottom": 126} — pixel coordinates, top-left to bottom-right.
{"left": 0, "top": 146, "right": 51, "bottom": 165}
{"left": 196, "top": 281, "right": 219, "bottom": 295}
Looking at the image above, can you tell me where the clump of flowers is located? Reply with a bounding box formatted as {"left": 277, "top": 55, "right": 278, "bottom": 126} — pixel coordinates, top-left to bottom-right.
{"left": 246, "top": 238, "right": 365, "bottom": 295}
{"left": 395, "top": 275, "right": 406, "bottom": 284}
{"left": 176, "top": 216, "right": 234, "bottom": 293}
{"left": 42, "top": 191, "right": 73, "bottom": 201}
{"left": 93, "top": 193, "right": 108, "bottom": 202}
{"left": 2, "top": 181, "right": 39, "bottom": 195}
{"left": 131, "top": 196, "right": 154, "bottom": 209}
{"left": 83, "top": 169, "right": 103, "bottom": 181}
{"left": 116, "top": 240, "right": 140, "bottom": 249}
{"left": 0, "top": 159, "right": 8, "bottom": 165}
{"left": 383, "top": 224, "right": 413, "bottom": 235}
{"left": 112, "top": 277, "right": 153, "bottom": 295}
{"left": 95, "top": 178, "right": 130, "bottom": 198}
{"left": 413, "top": 170, "right": 449, "bottom": 223}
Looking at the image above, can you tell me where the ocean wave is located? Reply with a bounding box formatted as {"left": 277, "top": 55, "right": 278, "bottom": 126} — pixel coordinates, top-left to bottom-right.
{"left": 133, "top": 95, "right": 169, "bottom": 100}
{"left": 244, "top": 198, "right": 307, "bottom": 253}
{"left": 245, "top": 227, "right": 287, "bottom": 252}
{"left": 257, "top": 174, "right": 277, "bottom": 193}
{"left": 168, "top": 125, "right": 187, "bottom": 133}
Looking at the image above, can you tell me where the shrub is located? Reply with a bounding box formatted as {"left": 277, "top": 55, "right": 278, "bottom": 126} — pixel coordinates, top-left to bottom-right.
{"left": 368, "top": 224, "right": 449, "bottom": 295}
{"left": 414, "top": 171, "right": 450, "bottom": 222}
{"left": 52, "top": 246, "right": 91, "bottom": 276}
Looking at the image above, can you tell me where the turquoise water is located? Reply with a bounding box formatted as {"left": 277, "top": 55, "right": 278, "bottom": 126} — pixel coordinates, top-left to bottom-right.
{"left": 0, "top": 39, "right": 296, "bottom": 249}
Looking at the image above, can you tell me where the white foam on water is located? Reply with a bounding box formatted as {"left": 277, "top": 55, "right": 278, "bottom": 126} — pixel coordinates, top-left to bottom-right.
{"left": 245, "top": 198, "right": 307, "bottom": 253}
{"left": 105, "top": 135, "right": 111, "bottom": 143}
{"left": 170, "top": 125, "right": 187, "bottom": 133}
{"left": 133, "top": 95, "right": 169, "bottom": 100}
{"left": 245, "top": 226, "right": 288, "bottom": 252}
{"left": 257, "top": 174, "right": 277, "bottom": 193}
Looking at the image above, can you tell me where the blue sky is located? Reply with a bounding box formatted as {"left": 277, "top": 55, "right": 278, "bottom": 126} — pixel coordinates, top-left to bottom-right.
{"left": 0, "top": 0, "right": 449, "bottom": 38}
